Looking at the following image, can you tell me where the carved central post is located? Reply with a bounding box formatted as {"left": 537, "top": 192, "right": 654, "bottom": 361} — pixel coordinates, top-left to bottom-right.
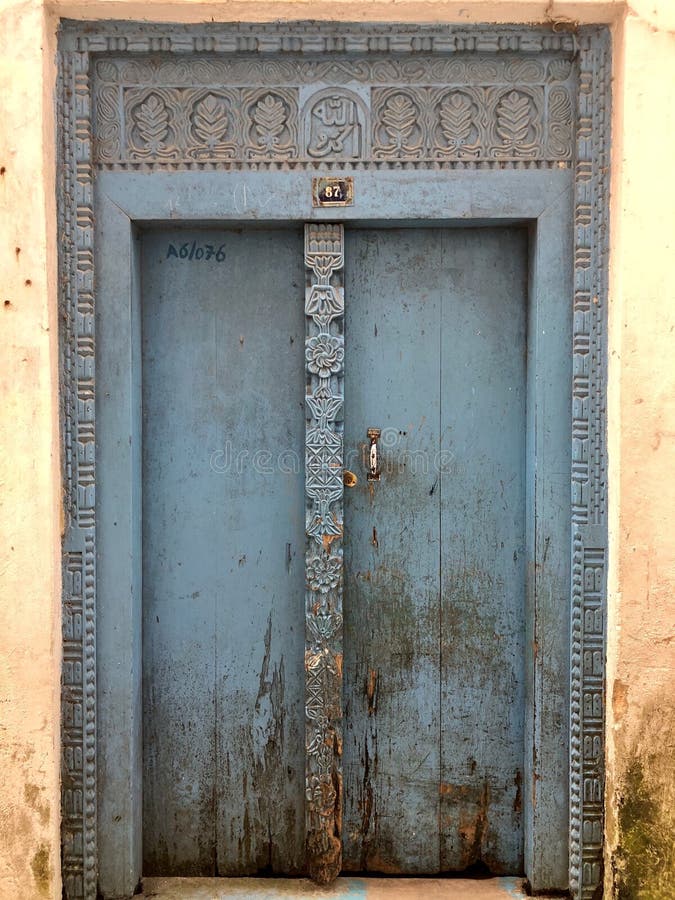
{"left": 303, "top": 224, "right": 345, "bottom": 884}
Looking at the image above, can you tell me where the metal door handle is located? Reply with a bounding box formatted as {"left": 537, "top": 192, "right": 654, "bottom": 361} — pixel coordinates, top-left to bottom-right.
{"left": 343, "top": 470, "right": 358, "bottom": 488}
{"left": 367, "top": 428, "right": 381, "bottom": 481}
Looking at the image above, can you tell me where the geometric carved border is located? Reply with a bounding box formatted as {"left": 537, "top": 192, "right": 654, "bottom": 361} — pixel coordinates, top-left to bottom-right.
{"left": 569, "top": 28, "right": 611, "bottom": 900}
{"left": 57, "top": 21, "right": 611, "bottom": 900}
{"left": 58, "top": 43, "right": 97, "bottom": 900}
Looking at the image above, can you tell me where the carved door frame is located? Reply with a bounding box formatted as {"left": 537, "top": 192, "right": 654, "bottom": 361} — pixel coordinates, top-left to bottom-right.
{"left": 58, "top": 20, "right": 611, "bottom": 900}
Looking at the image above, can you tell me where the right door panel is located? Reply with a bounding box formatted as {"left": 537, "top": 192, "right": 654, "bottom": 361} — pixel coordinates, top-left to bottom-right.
{"left": 343, "top": 227, "right": 528, "bottom": 874}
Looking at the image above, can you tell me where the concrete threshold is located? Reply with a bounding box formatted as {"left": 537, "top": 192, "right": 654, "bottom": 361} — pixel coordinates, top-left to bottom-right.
{"left": 141, "top": 876, "right": 528, "bottom": 900}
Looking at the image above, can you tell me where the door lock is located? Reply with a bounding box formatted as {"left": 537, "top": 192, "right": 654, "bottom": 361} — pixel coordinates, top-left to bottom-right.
{"left": 343, "top": 470, "right": 358, "bottom": 488}
{"left": 367, "top": 428, "right": 381, "bottom": 481}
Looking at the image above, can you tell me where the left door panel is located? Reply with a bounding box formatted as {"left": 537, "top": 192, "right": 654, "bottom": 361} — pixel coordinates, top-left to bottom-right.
{"left": 141, "top": 228, "right": 306, "bottom": 876}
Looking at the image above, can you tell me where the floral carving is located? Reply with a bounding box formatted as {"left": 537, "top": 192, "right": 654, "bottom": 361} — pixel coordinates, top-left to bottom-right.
{"left": 188, "top": 92, "right": 237, "bottom": 158}
{"left": 100, "top": 62, "right": 574, "bottom": 166}
{"left": 372, "top": 90, "right": 424, "bottom": 159}
{"left": 306, "top": 387, "right": 343, "bottom": 427}
{"left": 307, "top": 554, "right": 342, "bottom": 593}
{"left": 433, "top": 90, "right": 481, "bottom": 158}
{"left": 304, "top": 225, "right": 345, "bottom": 883}
{"left": 307, "top": 609, "right": 343, "bottom": 643}
{"left": 254, "top": 95, "right": 286, "bottom": 148}
{"left": 496, "top": 91, "right": 531, "bottom": 146}
{"left": 245, "top": 90, "right": 299, "bottom": 160}
{"left": 306, "top": 334, "right": 344, "bottom": 379}
{"left": 305, "top": 285, "right": 344, "bottom": 325}
{"left": 193, "top": 94, "right": 229, "bottom": 142}
{"left": 440, "top": 94, "right": 473, "bottom": 144}
{"left": 493, "top": 89, "right": 541, "bottom": 158}
{"left": 129, "top": 92, "right": 177, "bottom": 158}
{"left": 382, "top": 94, "right": 416, "bottom": 141}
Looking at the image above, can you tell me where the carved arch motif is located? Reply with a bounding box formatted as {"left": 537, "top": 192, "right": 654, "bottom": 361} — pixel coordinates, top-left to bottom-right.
{"left": 302, "top": 89, "right": 369, "bottom": 160}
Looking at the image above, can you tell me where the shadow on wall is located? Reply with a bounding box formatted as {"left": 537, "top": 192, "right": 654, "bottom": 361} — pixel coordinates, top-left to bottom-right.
{"left": 613, "top": 697, "right": 675, "bottom": 900}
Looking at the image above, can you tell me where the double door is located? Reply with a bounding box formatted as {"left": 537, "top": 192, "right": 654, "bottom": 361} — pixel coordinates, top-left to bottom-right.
{"left": 140, "top": 223, "right": 532, "bottom": 877}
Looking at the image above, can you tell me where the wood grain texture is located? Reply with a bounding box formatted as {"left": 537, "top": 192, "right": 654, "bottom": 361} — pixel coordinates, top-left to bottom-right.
{"left": 437, "top": 229, "right": 527, "bottom": 873}
{"left": 141, "top": 228, "right": 306, "bottom": 876}
{"left": 342, "top": 228, "right": 527, "bottom": 875}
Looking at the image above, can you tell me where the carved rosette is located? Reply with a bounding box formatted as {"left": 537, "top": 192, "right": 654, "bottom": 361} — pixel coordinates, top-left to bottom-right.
{"left": 304, "top": 224, "right": 345, "bottom": 884}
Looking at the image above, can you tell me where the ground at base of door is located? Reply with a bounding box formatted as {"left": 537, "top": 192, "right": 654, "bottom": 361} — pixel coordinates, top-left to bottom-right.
{"left": 141, "top": 876, "right": 528, "bottom": 900}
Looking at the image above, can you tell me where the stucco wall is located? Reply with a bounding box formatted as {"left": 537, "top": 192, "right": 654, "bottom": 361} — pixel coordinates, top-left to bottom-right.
{"left": 0, "top": 1, "right": 673, "bottom": 898}
{"left": 605, "top": 9, "right": 675, "bottom": 898}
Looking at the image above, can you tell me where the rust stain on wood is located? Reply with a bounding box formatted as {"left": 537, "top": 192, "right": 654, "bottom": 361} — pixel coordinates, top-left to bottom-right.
{"left": 362, "top": 850, "right": 404, "bottom": 875}
{"left": 321, "top": 522, "right": 343, "bottom": 552}
{"left": 457, "top": 779, "right": 490, "bottom": 870}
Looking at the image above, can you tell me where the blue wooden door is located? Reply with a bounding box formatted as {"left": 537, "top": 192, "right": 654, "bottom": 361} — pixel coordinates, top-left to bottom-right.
{"left": 342, "top": 227, "right": 528, "bottom": 874}
{"left": 141, "top": 227, "right": 306, "bottom": 875}
{"left": 140, "top": 223, "right": 528, "bottom": 878}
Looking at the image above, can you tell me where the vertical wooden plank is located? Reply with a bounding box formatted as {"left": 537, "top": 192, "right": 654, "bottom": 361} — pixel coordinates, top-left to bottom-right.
{"left": 342, "top": 228, "right": 442, "bottom": 874}
{"left": 438, "top": 228, "right": 527, "bottom": 873}
{"left": 141, "top": 228, "right": 306, "bottom": 876}
{"left": 141, "top": 229, "right": 219, "bottom": 876}
{"left": 304, "top": 225, "right": 345, "bottom": 884}
{"left": 96, "top": 196, "right": 143, "bottom": 897}
{"left": 213, "top": 229, "right": 306, "bottom": 876}
{"left": 525, "top": 200, "right": 574, "bottom": 891}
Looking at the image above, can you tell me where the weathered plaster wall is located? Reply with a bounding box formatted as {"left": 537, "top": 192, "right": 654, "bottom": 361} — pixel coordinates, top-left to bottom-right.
{"left": 0, "top": 0, "right": 672, "bottom": 898}
{"left": 0, "top": 1, "right": 61, "bottom": 898}
{"left": 605, "top": 8, "right": 675, "bottom": 899}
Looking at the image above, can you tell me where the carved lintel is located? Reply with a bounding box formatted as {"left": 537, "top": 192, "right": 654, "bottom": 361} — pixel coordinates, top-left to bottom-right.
{"left": 92, "top": 53, "right": 576, "bottom": 168}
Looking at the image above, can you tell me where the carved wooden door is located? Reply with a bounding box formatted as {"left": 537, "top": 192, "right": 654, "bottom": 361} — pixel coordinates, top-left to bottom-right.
{"left": 61, "top": 21, "right": 613, "bottom": 900}
{"left": 140, "top": 221, "right": 530, "bottom": 880}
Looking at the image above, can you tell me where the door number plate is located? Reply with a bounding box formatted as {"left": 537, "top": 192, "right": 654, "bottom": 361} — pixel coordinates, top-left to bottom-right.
{"left": 312, "top": 177, "right": 354, "bottom": 207}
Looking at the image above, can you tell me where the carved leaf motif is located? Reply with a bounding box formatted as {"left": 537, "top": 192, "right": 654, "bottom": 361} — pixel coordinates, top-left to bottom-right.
{"left": 547, "top": 58, "right": 573, "bottom": 83}
{"left": 496, "top": 91, "right": 532, "bottom": 147}
{"left": 306, "top": 390, "right": 343, "bottom": 426}
{"left": 307, "top": 611, "right": 343, "bottom": 643}
{"left": 439, "top": 93, "right": 474, "bottom": 146}
{"left": 381, "top": 93, "right": 417, "bottom": 141}
{"left": 192, "top": 94, "right": 229, "bottom": 144}
{"left": 134, "top": 93, "right": 170, "bottom": 147}
{"left": 253, "top": 94, "right": 287, "bottom": 148}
